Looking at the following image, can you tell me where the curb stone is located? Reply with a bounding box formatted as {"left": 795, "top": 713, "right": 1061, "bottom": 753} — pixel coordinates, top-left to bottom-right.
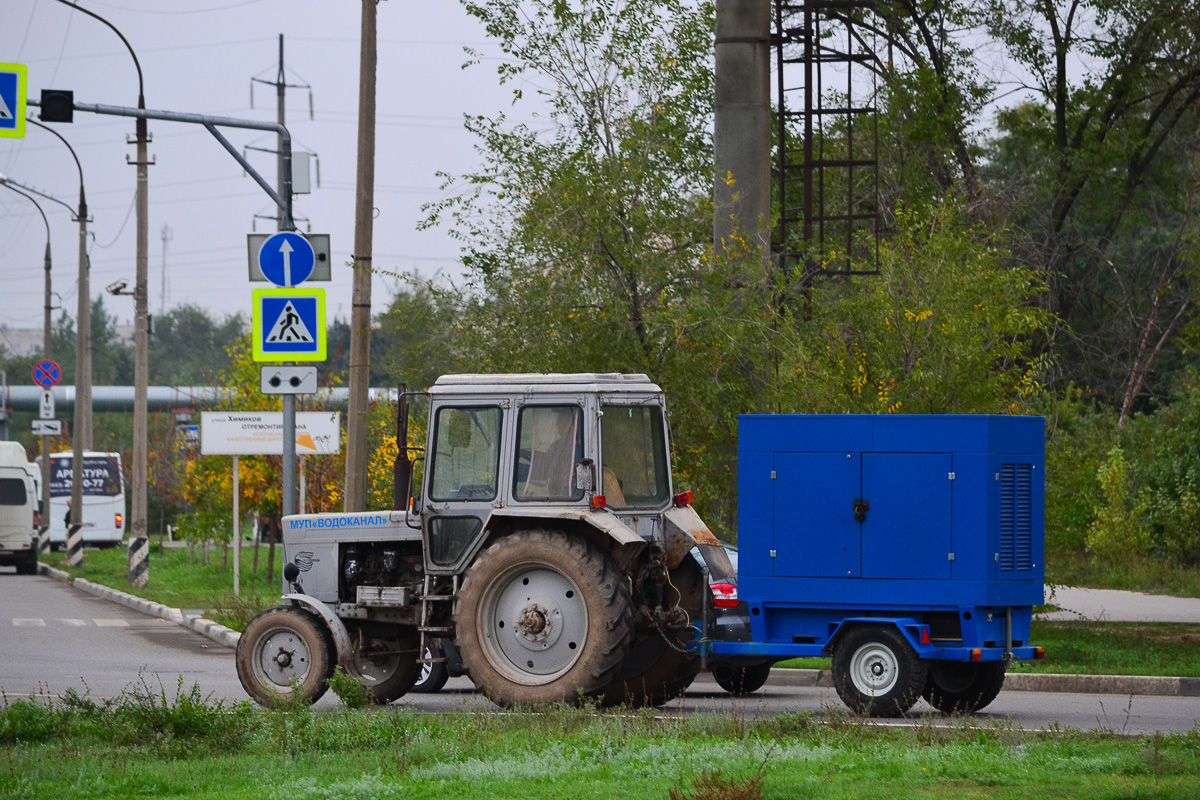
{"left": 32, "top": 564, "right": 1198, "bottom": 698}
{"left": 37, "top": 562, "right": 242, "bottom": 649}
{"left": 766, "top": 667, "right": 1199, "bottom": 698}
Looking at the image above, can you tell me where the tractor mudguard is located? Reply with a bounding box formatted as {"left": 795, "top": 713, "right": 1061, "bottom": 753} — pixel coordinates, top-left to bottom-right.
{"left": 282, "top": 593, "right": 357, "bottom": 672}
{"left": 662, "top": 505, "right": 722, "bottom": 568}
{"left": 488, "top": 507, "right": 648, "bottom": 568}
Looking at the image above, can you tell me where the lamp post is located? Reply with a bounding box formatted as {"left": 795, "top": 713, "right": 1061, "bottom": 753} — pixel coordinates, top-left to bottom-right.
{"left": 0, "top": 179, "right": 55, "bottom": 557}
{"left": 53, "top": 0, "right": 151, "bottom": 587}
{"left": 11, "top": 114, "right": 90, "bottom": 568}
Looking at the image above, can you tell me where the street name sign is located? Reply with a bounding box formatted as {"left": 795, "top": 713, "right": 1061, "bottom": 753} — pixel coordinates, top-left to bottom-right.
{"left": 257, "top": 231, "right": 316, "bottom": 287}
{"left": 0, "top": 64, "right": 26, "bottom": 138}
{"left": 261, "top": 365, "right": 318, "bottom": 395}
{"left": 32, "top": 359, "right": 61, "bottom": 388}
{"left": 247, "top": 233, "right": 330, "bottom": 282}
{"left": 32, "top": 420, "right": 62, "bottom": 436}
{"left": 200, "top": 411, "right": 341, "bottom": 456}
{"left": 252, "top": 287, "right": 326, "bottom": 362}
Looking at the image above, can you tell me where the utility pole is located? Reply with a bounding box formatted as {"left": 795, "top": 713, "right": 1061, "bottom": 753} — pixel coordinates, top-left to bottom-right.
{"left": 0, "top": 181, "right": 54, "bottom": 556}
{"left": 344, "top": 0, "right": 379, "bottom": 512}
{"left": 160, "top": 224, "right": 171, "bottom": 314}
{"left": 713, "top": 0, "right": 771, "bottom": 270}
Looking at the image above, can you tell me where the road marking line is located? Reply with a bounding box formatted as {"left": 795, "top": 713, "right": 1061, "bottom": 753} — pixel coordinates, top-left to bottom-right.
{"left": 58, "top": 618, "right": 87, "bottom": 626}
{"left": 93, "top": 618, "right": 129, "bottom": 627}
{"left": 13, "top": 618, "right": 45, "bottom": 627}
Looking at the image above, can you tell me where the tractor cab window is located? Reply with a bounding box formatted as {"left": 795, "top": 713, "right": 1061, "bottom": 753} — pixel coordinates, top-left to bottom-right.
{"left": 600, "top": 404, "right": 669, "bottom": 508}
{"left": 428, "top": 406, "right": 502, "bottom": 502}
{"left": 514, "top": 405, "right": 584, "bottom": 501}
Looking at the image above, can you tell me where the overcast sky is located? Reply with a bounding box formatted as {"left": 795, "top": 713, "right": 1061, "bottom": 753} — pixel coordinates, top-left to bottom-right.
{"left": 1, "top": 0, "right": 532, "bottom": 334}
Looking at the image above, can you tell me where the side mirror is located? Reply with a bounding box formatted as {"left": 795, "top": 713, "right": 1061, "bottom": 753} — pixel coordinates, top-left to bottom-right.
{"left": 575, "top": 459, "right": 595, "bottom": 492}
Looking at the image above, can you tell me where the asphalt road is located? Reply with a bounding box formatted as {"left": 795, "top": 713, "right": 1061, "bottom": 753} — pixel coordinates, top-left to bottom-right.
{"left": 2, "top": 569, "right": 1199, "bottom": 735}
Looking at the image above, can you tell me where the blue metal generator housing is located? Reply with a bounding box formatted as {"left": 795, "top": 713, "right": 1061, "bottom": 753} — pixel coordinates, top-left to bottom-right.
{"left": 710, "top": 414, "right": 1045, "bottom": 677}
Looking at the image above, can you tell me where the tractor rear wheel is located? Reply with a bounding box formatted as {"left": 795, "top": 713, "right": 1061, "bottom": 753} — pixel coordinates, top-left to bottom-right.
{"left": 602, "top": 554, "right": 708, "bottom": 708}
{"left": 456, "top": 529, "right": 633, "bottom": 707}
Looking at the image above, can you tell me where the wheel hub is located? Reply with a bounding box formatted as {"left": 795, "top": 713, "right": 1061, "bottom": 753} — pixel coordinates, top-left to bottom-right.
{"left": 254, "top": 628, "right": 310, "bottom": 687}
{"left": 519, "top": 605, "right": 550, "bottom": 637}
{"left": 849, "top": 643, "right": 899, "bottom": 696}
{"left": 482, "top": 566, "right": 588, "bottom": 681}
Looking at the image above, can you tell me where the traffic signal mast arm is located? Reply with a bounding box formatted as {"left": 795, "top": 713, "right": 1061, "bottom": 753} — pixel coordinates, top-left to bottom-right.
{"left": 28, "top": 97, "right": 296, "bottom": 231}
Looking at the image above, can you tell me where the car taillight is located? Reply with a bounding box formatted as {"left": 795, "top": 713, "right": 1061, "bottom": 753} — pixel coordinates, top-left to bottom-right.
{"left": 32, "top": 509, "right": 41, "bottom": 529}
{"left": 115, "top": 512, "right": 124, "bottom": 529}
{"left": 591, "top": 495, "right": 607, "bottom": 510}
{"left": 709, "top": 581, "right": 738, "bottom": 608}
{"left": 1034, "top": 646, "right": 1045, "bottom": 660}
{"left": 674, "top": 489, "right": 693, "bottom": 507}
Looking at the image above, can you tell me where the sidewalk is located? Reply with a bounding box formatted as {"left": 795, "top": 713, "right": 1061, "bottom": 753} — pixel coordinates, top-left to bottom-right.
{"left": 1038, "top": 586, "right": 1200, "bottom": 623}
{"left": 35, "top": 563, "right": 1200, "bottom": 698}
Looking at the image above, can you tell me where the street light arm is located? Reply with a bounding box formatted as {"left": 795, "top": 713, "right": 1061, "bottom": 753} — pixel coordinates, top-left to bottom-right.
{"left": 1, "top": 182, "right": 52, "bottom": 243}
{"left": 0, "top": 177, "right": 78, "bottom": 219}
{"left": 24, "top": 116, "right": 86, "bottom": 212}
{"left": 52, "top": 0, "right": 145, "bottom": 105}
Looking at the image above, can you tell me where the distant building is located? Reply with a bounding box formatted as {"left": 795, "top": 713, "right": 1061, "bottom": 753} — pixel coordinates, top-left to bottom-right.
{"left": 0, "top": 327, "right": 43, "bottom": 358}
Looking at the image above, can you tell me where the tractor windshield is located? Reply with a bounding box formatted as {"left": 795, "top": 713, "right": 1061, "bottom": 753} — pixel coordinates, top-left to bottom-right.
{"left": 600, "top": 404, "right": 669, "bottom": 508}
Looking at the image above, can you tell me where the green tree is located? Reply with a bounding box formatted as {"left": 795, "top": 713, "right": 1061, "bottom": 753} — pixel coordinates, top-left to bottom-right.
{"left": 149, "top": 304, "right": 244, "bottom": 386}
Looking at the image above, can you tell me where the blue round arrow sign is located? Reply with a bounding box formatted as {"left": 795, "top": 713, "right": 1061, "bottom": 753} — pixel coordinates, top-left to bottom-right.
{"left": 32, "top": 360, "right": 61, "bottom": 388}
{"left": 258, "top": 231, "right": 315, "bottom": 288}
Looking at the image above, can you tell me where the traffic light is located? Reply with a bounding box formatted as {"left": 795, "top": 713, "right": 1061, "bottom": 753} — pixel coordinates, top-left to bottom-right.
{"left": 39, "top": 89, "right": 74, "bottom": 123}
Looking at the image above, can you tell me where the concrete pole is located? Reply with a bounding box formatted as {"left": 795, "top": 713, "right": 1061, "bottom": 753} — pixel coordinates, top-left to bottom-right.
{"left": 40, "top": 240, "right": 53, "bottom": 557}
{"left": 232, "top": 455, "right": 240, "bottom": 597}
{"left": 344, "top": 0, "right": 378, "bottom": 512}
{"left": 713, "top": 0, "right": 772, "bottom": 271}
{"left": 128, "top": 104, "right": 150, "bottom": 589}
{"left": 277, "top": 34, "right": 297, "bottom": 528}
{"left": 67, "top": 185, "right": 89, "bottom": 568}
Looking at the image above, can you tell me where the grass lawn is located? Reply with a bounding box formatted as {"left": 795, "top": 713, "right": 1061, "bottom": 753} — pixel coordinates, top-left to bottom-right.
{"left": 2, "top": 692, "right": 1199, "bottom": 800}
{"left": 1049, "top": 553, "right": 1200, "bottom": 598}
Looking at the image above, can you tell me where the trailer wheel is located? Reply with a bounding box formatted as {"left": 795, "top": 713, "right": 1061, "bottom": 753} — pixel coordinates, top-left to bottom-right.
{"left": 922, "top": 661, "right": 1007, "bottom": 714}
{"left": 456, "top": 529, "right": 633, "bottom": 707}
{"left": 236, "top": 606, "right": 332, "bottom": 706}
{"left": 412, "top": 643, "right": 450, "bottom": 693}
{"left": 602, "top": 554, "right": 709, "bottom": 708}
{"left": 350, "top": 626, "right": 421, "bottom": 704}
{"left": 713, "top": 662, "right": 772, "bottom": 697}
{"left": 832, "top": 626, "right": 928, "bottom": 717}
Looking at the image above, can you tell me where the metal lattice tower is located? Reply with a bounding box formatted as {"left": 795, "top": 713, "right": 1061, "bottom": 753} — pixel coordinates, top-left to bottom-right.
{"left": 774, "top": 0, "right": 882, "bottom": 279}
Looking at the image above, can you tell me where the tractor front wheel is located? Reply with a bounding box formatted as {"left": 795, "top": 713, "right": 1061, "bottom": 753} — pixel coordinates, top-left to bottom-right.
{"left": 236, "top": 606, "right": 332, "bottom": 706}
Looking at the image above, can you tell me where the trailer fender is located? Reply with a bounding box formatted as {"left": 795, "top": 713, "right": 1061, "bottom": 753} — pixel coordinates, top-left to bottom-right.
{"left": 663, "top": 505, "right": 722, "bottom": 568}
{"left": 823, "top": 617, "right": 935, "bottom": 659}
{"left": 282, "top": 593, "right": 357, "bottom": 673}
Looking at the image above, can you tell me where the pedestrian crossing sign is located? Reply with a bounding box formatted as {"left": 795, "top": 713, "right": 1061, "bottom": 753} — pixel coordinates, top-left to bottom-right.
{"left": 252, "top": 287, "right": 326, "bottom": 362}
{"left": 0, "top": 64, "right": 27, "bottom": 139}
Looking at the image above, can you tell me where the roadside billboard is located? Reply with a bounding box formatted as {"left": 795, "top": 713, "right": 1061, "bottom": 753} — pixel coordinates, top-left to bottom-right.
{"left": 200, "top": 411, "right": 341, "bottom": 456}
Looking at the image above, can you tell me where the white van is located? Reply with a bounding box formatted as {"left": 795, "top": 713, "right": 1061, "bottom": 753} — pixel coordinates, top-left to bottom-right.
{"left": 0, "top": 442, "right": 40, "bottom": 575}
{"left": 44, "top": 451, "right": 126, "bottom": 548}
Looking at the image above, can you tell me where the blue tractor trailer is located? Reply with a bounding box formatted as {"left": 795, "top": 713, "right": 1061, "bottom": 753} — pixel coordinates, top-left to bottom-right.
{"left": 699, "top": 413, "right": 1047, "bottom": 716}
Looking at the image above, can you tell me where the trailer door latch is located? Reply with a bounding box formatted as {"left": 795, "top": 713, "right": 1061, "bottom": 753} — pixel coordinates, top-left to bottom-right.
{"left": 853, "top": 500, "right": 869, "bottom": 522}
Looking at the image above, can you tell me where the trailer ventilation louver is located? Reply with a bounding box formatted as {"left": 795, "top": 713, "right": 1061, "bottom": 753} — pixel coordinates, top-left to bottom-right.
{"left": 999, "top": 463, "right": 1033, "bottom": 571}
